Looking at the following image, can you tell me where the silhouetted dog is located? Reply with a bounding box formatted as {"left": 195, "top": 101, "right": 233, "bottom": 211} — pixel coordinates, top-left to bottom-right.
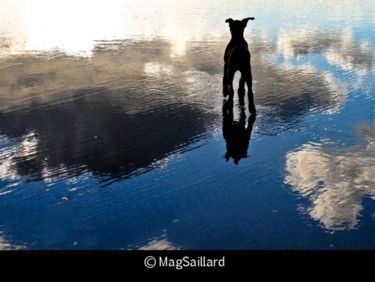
{"left": 222, "top": 101, "right": 256, "bottom": 164}
{"left": 223, "top": 17, "right": 256, "bottom": 114}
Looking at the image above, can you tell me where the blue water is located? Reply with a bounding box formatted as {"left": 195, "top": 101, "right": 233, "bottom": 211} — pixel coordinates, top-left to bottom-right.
{"left": 0, "top": 0, "right": 374, "bottom": 250}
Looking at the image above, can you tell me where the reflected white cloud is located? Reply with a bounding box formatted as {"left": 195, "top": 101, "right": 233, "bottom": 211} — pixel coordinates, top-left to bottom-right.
{"left": 321, "top": 72, "right": 349, "bottom": 114}
{"left": 285, "top": 126, "right": 375, "bottom": 231}
{"left": 325, "top": 28, "right": 375, "bottom": 78}
{"left": 272, "top": 25, "right": 375, "bottom": 102}
{"left": 0, "top": 140, "right": 18, "bottom": 180}
{"left": 0, "top": 132, "right": 37, "bottom": 181}
{"left": 276, "top": 28, "right": 338, "bottom": 59}
{"left": 0, "top": 232, "right": 25, "bottom": 250}
{"left": 138, "top": 233, "right": 180, "bottom": 250}
{"left": 275, "top": 26, "right": 375, "bottom": 79}
{"left": 139, "top": 238, "right": 179, "bottom": 250}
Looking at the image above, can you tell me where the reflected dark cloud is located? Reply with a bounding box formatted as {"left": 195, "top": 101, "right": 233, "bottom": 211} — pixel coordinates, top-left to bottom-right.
{"left": 247, "top": 62, "right": 346, "bottom": 135}
{"left": 0, "top": 39, "right": 214, "bottom": 184}
{"left": 1, "top": 90, "right": 208, "bottom": 183}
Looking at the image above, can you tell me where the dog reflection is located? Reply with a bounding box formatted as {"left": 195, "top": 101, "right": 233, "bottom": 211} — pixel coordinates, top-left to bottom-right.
{"left": 223, "top": 101, "right": 256, "bottom": 164}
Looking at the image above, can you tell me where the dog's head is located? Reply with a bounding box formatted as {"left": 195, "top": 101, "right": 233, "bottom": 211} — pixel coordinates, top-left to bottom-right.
{"left": 225, "top": 17, "right": 254, "bottom": 38}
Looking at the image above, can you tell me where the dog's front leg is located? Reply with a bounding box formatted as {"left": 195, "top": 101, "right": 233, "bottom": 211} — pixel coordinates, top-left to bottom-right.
{"left": 228, "top": 68, "right": 235, "bottom": 102}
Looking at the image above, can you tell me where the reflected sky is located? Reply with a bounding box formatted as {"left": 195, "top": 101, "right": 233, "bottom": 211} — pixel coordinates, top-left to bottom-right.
{"left": 0, "top": 0, "right": 374, "bottom": 249}
{"left": 2, "top": 29, "right": 372, "bottom": 184}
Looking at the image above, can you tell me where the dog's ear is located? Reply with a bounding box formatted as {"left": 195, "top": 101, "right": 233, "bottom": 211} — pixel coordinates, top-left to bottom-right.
{"left": 225, "top": 18, "right": 233, "bottom": 24}
{"left": 242, "top": 17, "right": 255, "bottom": 26}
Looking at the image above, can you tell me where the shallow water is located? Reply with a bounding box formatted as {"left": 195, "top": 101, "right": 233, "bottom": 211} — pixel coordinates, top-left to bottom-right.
{"left": 0, "top": 0, "right": 374, "bottom": 249}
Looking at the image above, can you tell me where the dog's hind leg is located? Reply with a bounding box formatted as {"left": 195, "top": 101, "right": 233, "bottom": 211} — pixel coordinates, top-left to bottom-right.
{"left": 245, "top": 70, "right": 256, "bottom": 114}
{"left": 247, "top": 88, "right": 256, "bottom": 115}
{"left": 238, "top": 75, "right": 246, "bottom": 106}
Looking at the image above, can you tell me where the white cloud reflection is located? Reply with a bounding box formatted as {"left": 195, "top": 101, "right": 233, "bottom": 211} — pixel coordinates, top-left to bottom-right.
{"left": 0, "top": 132, "right": 38, "bottom": 181}
{"left": 138, "top": 238, "right": 179, "bottom": 251}
{"left": 325, "top": 28, "right": 375, "bottom": 78}
{"left": 271, "top": 25, "right": 374, "bottom": 105}
{"left": 276, "top": 28, "right": 338, "bottom": 59}
{"left": 285, "top": 125, "right": 375, "bottom": 231}
{"left": 138, "top": 232, "right": 180, "bottom": 250}
{"left": 0, "top": 232, "right": 25, "bottom": 250}
{"left": 275, "top": 26, "right": 374, "bottom": 76}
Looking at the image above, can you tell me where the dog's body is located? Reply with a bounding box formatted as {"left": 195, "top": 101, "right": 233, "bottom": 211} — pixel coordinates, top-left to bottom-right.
{"left": 223, "top": 17, "right": 256, "bottom": 114}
